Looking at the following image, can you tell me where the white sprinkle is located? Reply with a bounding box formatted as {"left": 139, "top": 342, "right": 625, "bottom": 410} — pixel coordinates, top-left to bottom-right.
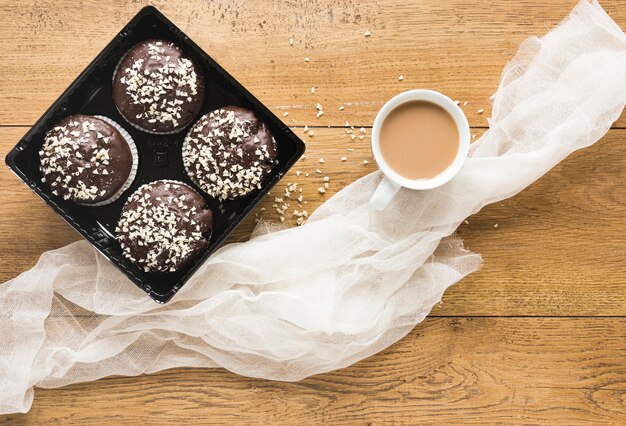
{"left": 316, "top": 110, "right": 324, "bottom": 118}
{"left": 308, "top": 130, "right": 315, "bottom": 137}
{"left": 494, "top": 223, "right": 499, "bottom": 228}
{"left": 359, "top": 127, "right": 366, "bottom": 134}
{"left": 398, "top": 75, "right": 404, "bottom": 81}
{"left": 296, "top": 170, "right": 302, "bottom": 176}
{"left": 363, "top": 160, "right": 369, "bottom": 165}
{"left": 472, "top": 134, "right": 477, "bottom": 140}
{"left": 340, "top": 157, "right": 348, "bottom": 162}
{"left": 289, "top": 38, "right": 293, "bottom": 46}
{"left": 478, "top": 109, "right": 484, "bottom": 114}
{"left": 311, "top": 87, "right": 316, "bottom": 94}
{"left": 338, "top": 106, "right": 345, "bottom": 111}
{"left": 318, "top": 187, "right": 326, "bottom": 194}
{"left": 463, "top": 101, "right": 469, "bottom": 106}
{"left": 319, "top": 158, "right": 325, "bottom": 164}
{"left": 323, "top": 176, "right": 329, "bottom": 182}
{"left": 304, "top": 57, "right": 310, "bottom": 62}
{"left": 303, "top": 125, "right": 309, "bottom": 133}
{"left": 464, "top": 220, "right": 470, "bottom": 225}
{"left": 315, "top": 169, "right": 322, "bottom": 174}
{"left": 283, "top": 112, "right": 289, "bottom": 117}
{"left": 364, "top": 30, "right": 372, "bottom": 37}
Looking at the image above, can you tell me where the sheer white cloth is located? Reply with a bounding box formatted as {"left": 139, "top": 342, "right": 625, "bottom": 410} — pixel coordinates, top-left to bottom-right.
{"left": 1, "top": 0, "right": 625, "bottom": 414}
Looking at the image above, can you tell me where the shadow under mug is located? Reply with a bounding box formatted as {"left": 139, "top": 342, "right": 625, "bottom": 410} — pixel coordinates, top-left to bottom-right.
{"left": 370, "top": 89, "right": 471, "bottom": 211}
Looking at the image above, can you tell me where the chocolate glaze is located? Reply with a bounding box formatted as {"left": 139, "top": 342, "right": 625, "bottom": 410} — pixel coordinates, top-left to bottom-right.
{"left": 182, "top": 106, "right": 278, "bottom": 201}
{"left": 39, "top": 115, "right": 133, "bottom": 204}
{"left": 113, "top": 39, "right": 204, "bottom": 134}
{"left": 116, "top": 180, "right": 213, "bottom": 273}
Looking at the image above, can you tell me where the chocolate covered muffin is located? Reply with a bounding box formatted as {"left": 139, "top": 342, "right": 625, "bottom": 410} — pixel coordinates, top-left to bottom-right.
{"left": 39, "top": 115, "right": 137, "bottom": 205}
{"left": 182, "top": 106, "right": 278, "bottom": 201}
{"left": 113, "top": 39, "right": 204, "bottom": 134}
{"left": 116, "top": 180, "right": 213, "bottom": 273}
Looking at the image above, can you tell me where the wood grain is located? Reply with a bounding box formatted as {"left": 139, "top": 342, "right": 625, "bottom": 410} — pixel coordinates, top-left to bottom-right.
{"left": 1, "top": 0, "right": 625, "bottom": 424}
{"left": 2, "top": 318, "right": 625, "bottom": 425}
{"left": 1, "top": 127, "right": 624, "bottom": 316}
{"left": 0, "top": 0, "right": 625, "bottom": 128}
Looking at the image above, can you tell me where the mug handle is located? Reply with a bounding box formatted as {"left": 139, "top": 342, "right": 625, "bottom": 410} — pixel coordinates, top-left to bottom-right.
{"left": 370, "top": 176, "right": 401, "bottom": 211}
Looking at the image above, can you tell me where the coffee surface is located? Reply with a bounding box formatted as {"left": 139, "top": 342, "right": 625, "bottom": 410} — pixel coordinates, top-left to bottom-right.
{"left": 379, "top": 100, "right": 459, "bottom": 180}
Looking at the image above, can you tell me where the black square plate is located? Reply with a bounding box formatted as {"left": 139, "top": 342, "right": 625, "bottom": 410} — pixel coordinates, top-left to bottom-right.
{"left": 5, "top": 6, "right": 305, "bottom": 303}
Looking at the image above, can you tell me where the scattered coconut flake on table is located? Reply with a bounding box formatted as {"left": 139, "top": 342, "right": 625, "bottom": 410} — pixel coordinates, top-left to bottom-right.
{"left": 2, "top": 1, "right": 625, "bottom": 416}
{"left": 364, "top": 30, "right": 371, "bottom": 37}
{"left": 398, "top": 74, "right": 404, "bottom": 81}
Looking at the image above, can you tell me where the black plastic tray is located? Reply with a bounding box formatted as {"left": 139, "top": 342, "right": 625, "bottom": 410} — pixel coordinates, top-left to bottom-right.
{"left": 5, "top": 6, "right": 305, "bottom": 303}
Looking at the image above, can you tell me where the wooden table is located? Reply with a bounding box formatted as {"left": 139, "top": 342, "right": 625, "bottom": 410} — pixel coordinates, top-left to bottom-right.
{"left": 1, "top": 0, "right": 625, "bottom": 424}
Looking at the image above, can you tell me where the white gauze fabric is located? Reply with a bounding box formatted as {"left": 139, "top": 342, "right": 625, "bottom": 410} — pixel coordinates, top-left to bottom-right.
{"left": 1, "top": 0, "right": 625, "bottom": 415}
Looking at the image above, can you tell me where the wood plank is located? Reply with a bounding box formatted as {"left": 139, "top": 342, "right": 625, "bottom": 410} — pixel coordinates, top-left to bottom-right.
{"left": 1, "top": 127, "right": 625, "bottom": 316}
{"left": 1, "top": 318, "right": 624, "bottom": 424}
{"left": 0, "top": 0, "right": 625, "bottom": 127}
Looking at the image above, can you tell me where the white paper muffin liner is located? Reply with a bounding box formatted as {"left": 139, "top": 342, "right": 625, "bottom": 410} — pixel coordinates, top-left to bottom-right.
{"left": 80, "top": 115, "right": 139, "bottom": 206}
{"left": 112, "top": 46, "right": 195, "bottom": 135}
{"left": 181, "top": 123, "right": 206, "bottom": 194}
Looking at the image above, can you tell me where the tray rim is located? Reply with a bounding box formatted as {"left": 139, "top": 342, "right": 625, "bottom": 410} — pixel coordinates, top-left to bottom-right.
{"left": 4, "top": 5, "right": 306, "bottom": 303}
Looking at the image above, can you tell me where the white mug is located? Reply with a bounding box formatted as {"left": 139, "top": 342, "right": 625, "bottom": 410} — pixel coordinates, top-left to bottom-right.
{"left": 370, "top": 89, "right": 471, "bottom": 211}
